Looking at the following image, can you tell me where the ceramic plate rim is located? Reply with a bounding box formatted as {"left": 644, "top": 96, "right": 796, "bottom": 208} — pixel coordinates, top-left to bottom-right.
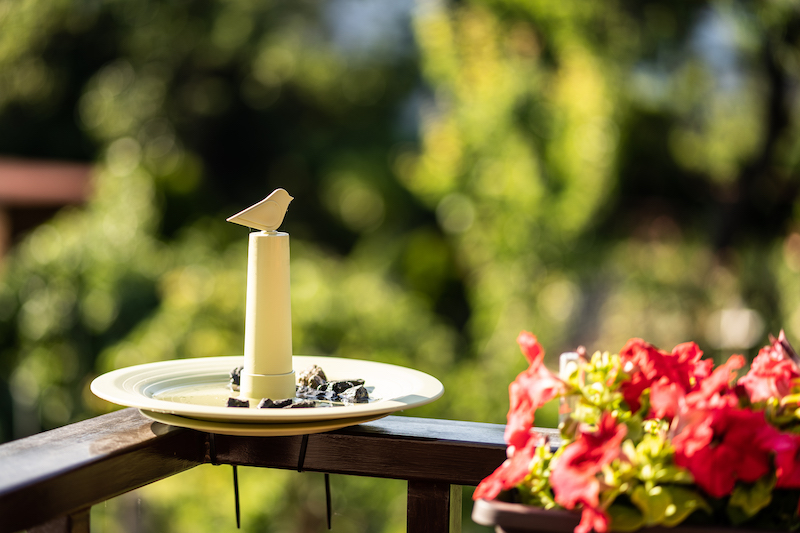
{"left": 140, "top": 409, "right": 389, "bottom": 436}
{"left": 91, "top": 355, "right": 444, "bottom": 423}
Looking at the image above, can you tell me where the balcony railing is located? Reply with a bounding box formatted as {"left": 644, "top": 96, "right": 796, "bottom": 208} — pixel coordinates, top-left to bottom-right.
{"left": 0, "top": 409, "right": 557, "bottom": 532}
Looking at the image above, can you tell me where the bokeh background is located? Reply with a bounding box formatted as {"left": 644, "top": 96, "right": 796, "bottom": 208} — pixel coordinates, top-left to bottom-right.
{"left": 1, "top": 0, "right": 799, "bottom": 531}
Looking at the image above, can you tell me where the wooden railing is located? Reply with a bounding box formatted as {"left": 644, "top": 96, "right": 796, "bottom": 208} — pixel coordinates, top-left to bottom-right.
{"left": 0, "top": 409, "right": 557, "bottom": 532}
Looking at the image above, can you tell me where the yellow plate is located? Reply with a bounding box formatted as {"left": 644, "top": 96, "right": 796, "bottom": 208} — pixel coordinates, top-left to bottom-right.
{"left": 91, "top": 356, "right": 443, "bottom": 423}
{"left": 140, "top": 409, "right": 389, "bottom": 436}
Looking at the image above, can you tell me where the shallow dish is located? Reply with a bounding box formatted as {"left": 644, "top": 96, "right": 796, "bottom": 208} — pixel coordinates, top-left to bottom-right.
{"left": 140, "top": 409, "right": 389, "bottom": 436}
{"left": 91, "top": 355, "right": 444, "bottom": 423}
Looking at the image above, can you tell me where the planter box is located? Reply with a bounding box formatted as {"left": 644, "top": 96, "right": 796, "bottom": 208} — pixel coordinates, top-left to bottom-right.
{"left": 471, "top": 499, "right": 773, "bottom": 533}
{"left": 472, "top": 499, "right": 580, "bottom": 533}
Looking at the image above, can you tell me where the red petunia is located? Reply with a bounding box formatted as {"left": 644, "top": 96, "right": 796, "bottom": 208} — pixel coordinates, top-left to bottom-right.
{"left": 518, "top": 330, "right": 544, "bottom": 365}
{"left": 476, "top": 332, "right": 566, "bottom": 502}
{"left": 473, "top": 429, "right": 542, "bottom": 501}
{"left": 672, "top": 404, "right": 789, "bottom": 498}
{"left": 475, "top": 330, "right": 800, "bottom": 532}
{"left": 505, "top": 332, "right": 566, "bottom": 453}
{"left": 691, "top": 355, "right": 742, "bottom": 403}
{"left": 576, "top": 505, "right": 609, "bottom": 533}
{"left": 671, "top": 354, "right": 743, "bottom": 418}
{"left": 619, "top": 339, "right": 711, "bottom": 415}
{"left": 649, "top": 377, "right": 684, "bottom": 420}
{"left": 618, "top": 338, "right": 666, "bottom": 413}
{"left": 650, "top": 348, "right": 734, "bottom": 420}
{"left": 549, "top": 414, "right": 627, "bottom": 533}
{"left": 774, "top": 435, "right": 800, "bottom": 516}
{"left": 738, "top": 330, "right": 800, "bottom": 404}
{"left": 774, "top": 433, "right": 800, "bottom": 490}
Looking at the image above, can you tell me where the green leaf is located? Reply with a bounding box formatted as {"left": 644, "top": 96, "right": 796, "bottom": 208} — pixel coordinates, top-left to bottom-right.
{"left": 630, "top": 485, "right": 670, "bottom": 525}
{"left": 655, "top": 465, "right": 694, "bottom": 485}
{"left": 630, "top": 484, "right": 710, "bottom": 527}
{"left": 607, "top": 503, "right": 645, "bottom": 532}
{"left": 624, "top": 418, "right": 643, "bottom": 443}
{"left": 728, "top": 476, "right": 775, "bottom": 522}
{"left": 661, "top": 485, "right": 711, "bottom": 527}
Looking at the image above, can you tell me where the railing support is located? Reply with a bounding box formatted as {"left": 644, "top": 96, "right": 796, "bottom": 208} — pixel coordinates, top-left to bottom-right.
{"left": 407, "top": 481, "right": 461, "bottom": 533}
{"left": 28, "top": 508, "right": 90, "bottom": 533}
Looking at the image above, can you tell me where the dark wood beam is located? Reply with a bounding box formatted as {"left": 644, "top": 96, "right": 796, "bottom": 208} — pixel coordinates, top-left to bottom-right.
{"left": 0, "top": 409, "right": 549, "bottom": 533}
{"left": 0, "top": 409, "right": 204, "bottom": 533}
{"left": 208, "top": 416, "right": 514, "bottom": 485}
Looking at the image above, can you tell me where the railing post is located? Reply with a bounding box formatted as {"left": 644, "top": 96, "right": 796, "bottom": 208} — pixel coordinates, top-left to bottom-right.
{"left": 407, "top": 480, "right": 461, "bottom": 533}
{"left": 28, "top": 508, "right": 90, "bottom": 533}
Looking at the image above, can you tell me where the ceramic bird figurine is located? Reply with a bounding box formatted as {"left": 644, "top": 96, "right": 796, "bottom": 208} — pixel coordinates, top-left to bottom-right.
{"left": 227, "top": 188, "right": 294, "bottom": 232}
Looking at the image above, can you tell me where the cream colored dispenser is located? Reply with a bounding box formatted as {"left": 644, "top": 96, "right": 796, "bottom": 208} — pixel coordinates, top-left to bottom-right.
{"left": 227, "top": 189, "right": 296, "bottom": 400}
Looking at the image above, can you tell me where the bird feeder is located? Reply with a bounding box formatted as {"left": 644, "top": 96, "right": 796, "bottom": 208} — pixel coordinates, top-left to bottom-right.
{"left": 227, "top": 188, "right": 296, "bottom": 401}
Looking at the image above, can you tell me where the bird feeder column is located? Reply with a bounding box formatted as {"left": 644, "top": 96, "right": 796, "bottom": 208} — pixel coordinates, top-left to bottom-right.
{"left": 228, "top": 189, "right": 296, "bottom": 401}
{"left": 240, "top": 230, "right": 295, "bottom": 399}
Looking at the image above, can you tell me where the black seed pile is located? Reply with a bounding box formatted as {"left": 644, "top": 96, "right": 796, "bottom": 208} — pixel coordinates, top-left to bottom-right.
{"left": 257, "top": 398, "right": 293, "bottom": 409}
{"left": 227, "top": 364, "right": 370, "bottom": 408}
{"left": 227, "top": 397, "right": 249, "bottom": 408}
{"left": 229, "top": 365, "right": 243, "bottom": 391}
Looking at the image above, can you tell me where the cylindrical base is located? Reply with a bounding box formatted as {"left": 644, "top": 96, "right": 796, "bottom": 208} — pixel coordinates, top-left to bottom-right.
{"left": 241, "top": 230, "right": 294, "bottom": 401}
{"left": 241, "top": 369, "right": 296, "bottom": 400}
{"left": 244, "top": 231, "right": 293, "bottom": 376}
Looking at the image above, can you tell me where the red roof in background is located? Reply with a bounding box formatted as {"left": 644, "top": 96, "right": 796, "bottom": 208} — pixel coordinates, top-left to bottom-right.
{"left": 0, "top": 158, "right": 92, "bottom": 206}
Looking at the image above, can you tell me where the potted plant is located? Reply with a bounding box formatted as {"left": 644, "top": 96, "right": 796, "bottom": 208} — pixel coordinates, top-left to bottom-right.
{"left": 472, "top": 331, "right": 800, "bottom": 533}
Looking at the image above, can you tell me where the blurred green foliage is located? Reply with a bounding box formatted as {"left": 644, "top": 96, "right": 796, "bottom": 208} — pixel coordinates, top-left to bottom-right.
{"left": 1, "top": 0, "right": 800, "bottom": 531}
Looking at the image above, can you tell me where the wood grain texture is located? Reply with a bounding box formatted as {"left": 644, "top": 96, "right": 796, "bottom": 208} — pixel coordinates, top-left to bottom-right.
{"left": 0, "top": 409, "right": 204, "bottom": 533}
{"left": 0, "top": 410, "right": 557, "bottom": 533}
{"left": 27, "top": 509, "right": 90, "bottom": 533}
{"left": 211, "top": 416, "right": 513, "bottom": 485}
{"left": 407, "top": 481, "right": 461, "bottom": 533}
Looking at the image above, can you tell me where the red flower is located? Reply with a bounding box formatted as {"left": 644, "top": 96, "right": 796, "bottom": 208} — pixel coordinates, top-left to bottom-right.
{"left": 650, "top": 347, "right": 733, "bottom": 420}
{"left": 775, "top": 433, "right": 800, "bottom": 490}
{"left": 738, "top": 330, "right": 800, "bottom": 404}
{"left": 619, "top": 339, "right": 711, "bottom": 415}
{"left": 476, "top": 331, "right": 800, "bottom": 532}
{"left": 674, "top": 341, "right": 714, "bottom": 383}
{"left": 672, "top": 341, "right": 703, "bottom": 366}
{"left": 672, "top": 404, "right": 789, "bottom": 498}
{"left": 682, "top": 354, "right": 743, "bottom": 412}
{"left": 476, "top": 332, "right": 566, "bottom": 502}
{"left": 649, "top": 377, "right": 684, "bottom": 420}
{"left": 505, "top": 332, "right": 566, "bottom": 453}
{"left": 618, "top": 339, "right": 665, "bottom": 413}
{"left": 549, "top": 414, "right": 627, "bottom": 533}
{"left": 518, "top": 330, "right": 544, "bottom": 365}
{"left": 576, "top": 505, "right": 609, "bottom": 533}
{"left": 473, "top": 429, "right": 542, "bottom": 501}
